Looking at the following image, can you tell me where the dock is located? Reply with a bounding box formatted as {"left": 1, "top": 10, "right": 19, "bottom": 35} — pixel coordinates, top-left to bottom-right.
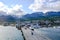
{"left": 22, "top": 28, "right": 51, "bottom": 40}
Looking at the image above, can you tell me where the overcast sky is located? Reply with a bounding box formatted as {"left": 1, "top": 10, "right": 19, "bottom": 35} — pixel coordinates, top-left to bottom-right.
{"left": 0, "top": 0, "right": 60, "bottom": 16}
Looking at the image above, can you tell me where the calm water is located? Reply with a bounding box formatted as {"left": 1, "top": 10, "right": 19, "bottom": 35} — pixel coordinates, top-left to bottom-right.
{"left": 0, "top": 25, "right": 60, "bottom": 40}
{"left": 38, "top": 28, "right": 60, "bottom": 40}
{"left": 0, "top": 25, "right": 24, "bottom": 40}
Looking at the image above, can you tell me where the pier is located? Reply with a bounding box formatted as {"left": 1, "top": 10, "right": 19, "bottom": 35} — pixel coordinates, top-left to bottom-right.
{"left": 21, "top": 27, "right": 51, "bottom": 40}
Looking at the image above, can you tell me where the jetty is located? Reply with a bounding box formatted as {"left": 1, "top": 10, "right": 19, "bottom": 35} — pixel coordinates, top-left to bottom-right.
{"left": 21, "top": 27, "right": 51, "bottom": 40}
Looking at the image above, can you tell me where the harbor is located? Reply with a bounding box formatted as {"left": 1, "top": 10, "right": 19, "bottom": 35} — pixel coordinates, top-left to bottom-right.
{"left": 0, "top": 25, "right": 60, "bottom": 40}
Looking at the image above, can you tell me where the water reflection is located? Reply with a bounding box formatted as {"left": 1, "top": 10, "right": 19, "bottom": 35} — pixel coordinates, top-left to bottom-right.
{"left": 0, "top": 25, "right": 24, "bottom": 40}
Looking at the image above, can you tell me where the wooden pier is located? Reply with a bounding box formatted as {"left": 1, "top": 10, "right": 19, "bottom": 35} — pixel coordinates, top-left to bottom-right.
{"left": 22, "top": 28, "right": 51, "bottom": 40}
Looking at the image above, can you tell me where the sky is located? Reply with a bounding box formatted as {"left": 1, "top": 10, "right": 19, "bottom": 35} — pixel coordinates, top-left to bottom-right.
{"left": 0, "top": 0, "right": 60, "bottom": 16}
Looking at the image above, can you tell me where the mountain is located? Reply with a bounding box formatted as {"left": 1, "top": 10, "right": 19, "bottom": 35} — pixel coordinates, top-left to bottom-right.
{"left": 0, "top": 15, "right": 17, "bottom": 24}
{"left": 6, "top": 15, "right": 16, "bottom": 23}
{"left": 23, "top": 12, "right": 44, "bottom": 17}
{"left": 0, "top": 11, "right": 7, "bottom": 16}
{"left": 21, "top": 12, "right": 60, "bottom": 21}
{"left": 46, "top": 11, "right": 60, "bottom": 16}
{"left": 0, "top": 11, "right": 60, "bottom": 22}
{"left": 21, "top": 12, "right": 45, "bottom": 20}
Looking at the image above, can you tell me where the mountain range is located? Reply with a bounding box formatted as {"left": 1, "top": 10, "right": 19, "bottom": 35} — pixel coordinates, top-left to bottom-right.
{"left": 0, "top": 11, "right": 60, "bottom": 22}
{"left": 21, "top": 12, "right": 60, "bottom": 21}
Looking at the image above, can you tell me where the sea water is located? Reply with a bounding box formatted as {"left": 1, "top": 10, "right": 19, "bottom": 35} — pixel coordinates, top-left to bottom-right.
{"left": 0, "top": 25, "right": 24, "bottom": 40}
{"left": 38, "top": 28, "right": 60, "bottom": 40}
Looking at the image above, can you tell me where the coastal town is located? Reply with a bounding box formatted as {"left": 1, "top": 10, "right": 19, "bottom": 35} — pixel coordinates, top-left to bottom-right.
{"left": 16, "top": 20, "right": 60, "bottom": 29}
{"left": 0, "top": 0, "right": 60, "bottom": 40}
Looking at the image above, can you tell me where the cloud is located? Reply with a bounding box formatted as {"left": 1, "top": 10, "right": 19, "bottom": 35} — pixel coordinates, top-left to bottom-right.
{"left": 0, "top": 2, "right": 25, "bottom": 16}
{"left": 29, "top": 0, "right": 60, "bottom": 13}
{"left": 0, "top": 2, "right": 8, "bottom": 12}
{"left": 12, "top": 5, "right": 22, "bottom": 11}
